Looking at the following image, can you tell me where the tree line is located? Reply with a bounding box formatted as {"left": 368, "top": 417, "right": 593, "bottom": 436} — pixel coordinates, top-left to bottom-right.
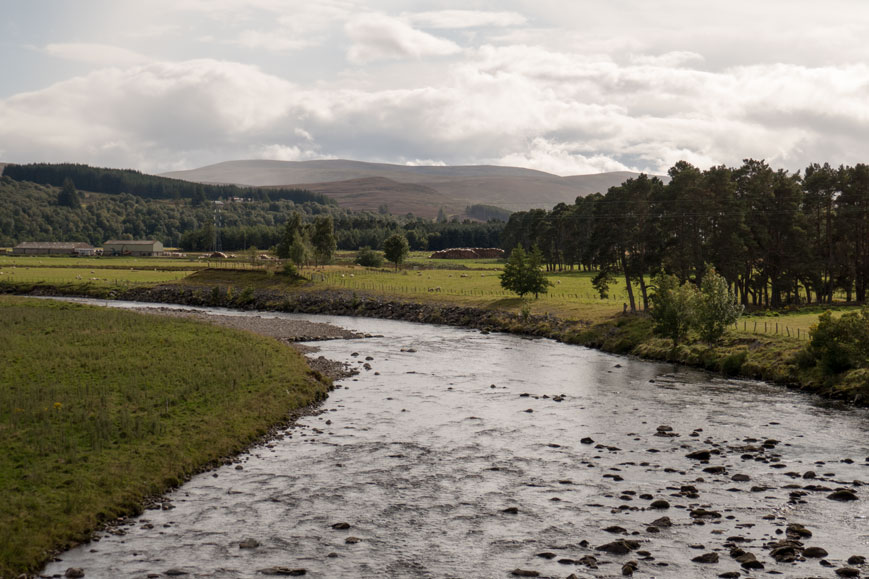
{"left": 3, "top": 163, "right": 334, "bottom": 205}
{"left": 501, "top": 160, "right": 869, "bottom": 311}
{"left": 0, "top": 175, "right": 504, "bottom": 252}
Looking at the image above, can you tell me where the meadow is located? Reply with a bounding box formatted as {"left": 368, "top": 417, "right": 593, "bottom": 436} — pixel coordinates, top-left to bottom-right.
{"left": 0, "top": 256, "right": 208, "bottom": 269}
{"left": 309, "top": 259, "right": 849, "bottom": 336}
{"left": 0, "top": 251, "right": 854, "bottom": 337}
{"left": 0, "top": 296, "right": 326, "bottom": 576}
{"left": 0, "top": 266, "right": 190, "bottom": 286}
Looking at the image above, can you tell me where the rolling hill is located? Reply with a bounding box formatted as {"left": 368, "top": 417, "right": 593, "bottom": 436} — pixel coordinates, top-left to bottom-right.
{"left": 161, "top": 159, "right": 647, "bottom": 215}
{"left": 285, "top": 177, "right": 459, "bottom": 220}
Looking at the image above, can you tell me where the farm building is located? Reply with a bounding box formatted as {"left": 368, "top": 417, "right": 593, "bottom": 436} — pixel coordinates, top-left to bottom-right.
{"left": 102, "top": 240, "right": 164, "bottom": 256}
{"left": 12, "top": 241, "right": 95, "bottom": 256}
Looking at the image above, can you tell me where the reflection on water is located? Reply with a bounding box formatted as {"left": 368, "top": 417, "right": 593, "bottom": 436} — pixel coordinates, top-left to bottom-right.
{"left": 42, "top": 301, "right": 869, "bottom": 578}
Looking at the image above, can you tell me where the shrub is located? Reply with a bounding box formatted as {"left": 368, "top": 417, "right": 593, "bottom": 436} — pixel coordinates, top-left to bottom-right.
{"left": 720, "top": 351, "right": 748, "bottom": 376}
{"left": 805, "top": 309, "right": 869, "bottom": 375}
{"left": 696, "top": 268, "right": 743, "bottom": 343}
{"left": 282, "top": 262, "right": 300, "bottom": 279}
{"left": 650, "top": 273, "right": 698, "bottom": 347}
{"left": 355, "top": 246, "right": 384, "bottom": 268}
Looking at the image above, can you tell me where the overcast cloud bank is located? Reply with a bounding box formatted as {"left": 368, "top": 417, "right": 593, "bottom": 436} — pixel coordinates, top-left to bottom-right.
{"left": 2, "top": 1, "right": 868, "bottom": 175}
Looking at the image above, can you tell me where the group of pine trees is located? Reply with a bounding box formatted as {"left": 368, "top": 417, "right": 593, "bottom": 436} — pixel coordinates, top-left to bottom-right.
{"left": 275, "top": 212, "right": 337, "bottom": 266}
{"left": 502, "top": 160, "right": 869, "bottom": 311}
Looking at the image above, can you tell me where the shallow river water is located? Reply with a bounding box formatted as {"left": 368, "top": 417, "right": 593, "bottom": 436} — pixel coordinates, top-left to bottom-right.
{"left": 42, "top": 302, "right": 869, "bottom": 578}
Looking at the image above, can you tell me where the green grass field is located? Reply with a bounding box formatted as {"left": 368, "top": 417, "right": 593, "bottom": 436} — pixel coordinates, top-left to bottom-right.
{"left": 315, "top": 254, "right": 865, "bottom": 336}
{"left": 0, "top": 296, "right": 326, "bottom": 576}
{"left": 2, "top": 251, "right": 858, "bottom": 337}
{"left": 308, "top": 264, "right": 634, "bottom": 323}
{"left": 0, "top": 266, "right": 192, "bottom": 286}
{"left": 0, "top": 255, "right": 276, "bottom": 270}
{"left": 0, "top": 256, "right": 208, "bottom": 269}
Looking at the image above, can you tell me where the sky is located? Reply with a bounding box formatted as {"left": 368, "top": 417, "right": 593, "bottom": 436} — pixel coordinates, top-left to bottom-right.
{"left": 2, "top": 0, "right": 869, "bottom": 176}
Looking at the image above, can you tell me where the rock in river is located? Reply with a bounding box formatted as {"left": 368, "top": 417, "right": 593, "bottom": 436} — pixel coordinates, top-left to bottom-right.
{"left": 686, "top": 450, "right": 713, "bottom": 460}
{"left": 828, "top": 489, "right": 859, "bottom": 501}
{"left": 597, "top": 540, "right": 640, "bottom": 555}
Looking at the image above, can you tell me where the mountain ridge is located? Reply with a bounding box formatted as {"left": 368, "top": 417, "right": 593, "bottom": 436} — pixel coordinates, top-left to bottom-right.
{"left": 160, "top": 159, "right": 649, "bottom": 214}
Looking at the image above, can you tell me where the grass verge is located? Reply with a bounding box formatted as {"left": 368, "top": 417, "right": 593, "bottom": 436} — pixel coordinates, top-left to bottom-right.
{"left": 0, "top": 296, "right": 328, "bottom": 577}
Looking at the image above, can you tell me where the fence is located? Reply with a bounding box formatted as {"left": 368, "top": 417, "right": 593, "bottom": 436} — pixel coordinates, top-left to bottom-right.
{"left": 734, "top": 319, "right": 810, "bottom": 340}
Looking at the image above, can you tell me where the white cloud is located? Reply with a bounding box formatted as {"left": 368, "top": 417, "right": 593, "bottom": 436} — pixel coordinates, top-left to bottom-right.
{"left": 234, "top": 30, "right": 313, "bottom": 52}
{"left": 496, "top": 138, "right": 632, "bottom": 175}
{"left": 404, "top": 158, "right": 446, "bottom": 166}
{"left": 629, "top": 51, "right": 704, "bottom": 68}
{"left": 0, "top": 59, "right": 301, "bottom": 171}
{"left": 405, "top": 10, "right": 527, "bottom": 29}
{"left": 127, "top": 24, "right": 182, "bottom": 39}
{"left": 6, "top": 37, "right": 869, "bottom": 176}
{"left": 43, "top": 43, "right": 151, "bottom": 66}
{"left": 345, "top": 13, "right": 462, "bottom": 64}
{"left": 255, "top": 144, "right": 332, "bottom": 162}
{"left": 294, "top": 128, "right": 314, "bottom": 141}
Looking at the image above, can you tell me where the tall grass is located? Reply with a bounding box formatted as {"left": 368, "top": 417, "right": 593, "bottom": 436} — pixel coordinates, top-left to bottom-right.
{"left": 0, "top": 296, "right": 326, "bottom": 576}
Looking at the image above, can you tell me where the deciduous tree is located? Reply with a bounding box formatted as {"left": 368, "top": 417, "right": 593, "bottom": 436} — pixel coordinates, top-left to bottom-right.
{"left": 383, "top": 233, "right": 409, "bottom": 271}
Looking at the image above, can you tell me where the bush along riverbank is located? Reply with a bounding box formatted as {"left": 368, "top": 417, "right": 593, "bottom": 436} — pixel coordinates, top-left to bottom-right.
{"left": 4, "top": 276, "right": 867, "bottom": 406}
{"left": 0, "top": 296, "right": 332, "bottom": 578}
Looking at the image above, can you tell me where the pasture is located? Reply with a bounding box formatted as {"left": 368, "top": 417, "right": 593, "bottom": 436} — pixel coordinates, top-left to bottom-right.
{"left": 0, "top": 266, "right": 191, "bottom": 286}
{"left": 0, "top": 296, "right": 324, "bottom": 576}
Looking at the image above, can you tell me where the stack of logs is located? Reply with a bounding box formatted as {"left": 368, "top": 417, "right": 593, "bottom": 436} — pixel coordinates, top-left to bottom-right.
{"left": 429, "top": 248, "right": 505, "bottom": 259}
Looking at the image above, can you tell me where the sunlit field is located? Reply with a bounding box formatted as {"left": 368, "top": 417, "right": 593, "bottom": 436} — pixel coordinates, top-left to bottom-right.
{"left": 0, "top": 255, "right": 243, "bottom": 270}
{"left": 1, "top": 251, "right": 858, "bottom": 337}
{"left": 0, "top": 296, "right": 323, "bottom": 576}
{"left": 0, "top": 266, "right": 191, "bottom": 286}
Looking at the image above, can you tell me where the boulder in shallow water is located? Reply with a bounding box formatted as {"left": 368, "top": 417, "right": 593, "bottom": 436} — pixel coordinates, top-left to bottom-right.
{"left": 597, "top": 540, "right": 640, "bottom": 555}
{"left": 258, "top": 568, "right": 307, "bottom": 576}
{"left": 828, "top": 489, "right": 859, "bottom": 501}
{"left": 686, "top": 450, "right": 712, "bottom": 460}
{"left": 692, "top": 552, "right": 719, "bottom": 563}
{"left": 803, "top": 546, "right": 829, "bottom": 558}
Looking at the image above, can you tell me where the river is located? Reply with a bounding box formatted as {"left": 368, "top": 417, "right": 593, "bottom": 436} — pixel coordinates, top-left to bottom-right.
{"left": 42, "top": 302, "right": 868, "bottom": 578}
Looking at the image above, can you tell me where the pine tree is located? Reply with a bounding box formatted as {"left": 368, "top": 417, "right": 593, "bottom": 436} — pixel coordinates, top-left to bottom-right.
{"left": 57, "top": 178, "right": 81, "bottom": 208}
{"left": 310, "top": 215, "right": 336, "bottom": 266}
{"left": 276, "top": 212, "right": 304, "bottom": 259}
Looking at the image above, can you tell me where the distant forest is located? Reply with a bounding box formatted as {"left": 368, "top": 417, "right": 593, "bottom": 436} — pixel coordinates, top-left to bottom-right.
{"left": 3, "top": 163, "right": 334, "bottom": 205}
{"left": 502, "top": 160, "right": 869, "bottom": 309}
{"left": 464, "top": 204, "right": 512, "bottom": 222}
{"left": 0, "top": 173, "right": 503, "bottom": 251}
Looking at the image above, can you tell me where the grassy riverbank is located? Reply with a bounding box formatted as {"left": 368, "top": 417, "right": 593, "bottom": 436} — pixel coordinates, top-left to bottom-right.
{"left": 0, "top": 296, "right": 328, "bottom": 577}
{"left": 2, "top": 263, "right": 866, "bottom": 406}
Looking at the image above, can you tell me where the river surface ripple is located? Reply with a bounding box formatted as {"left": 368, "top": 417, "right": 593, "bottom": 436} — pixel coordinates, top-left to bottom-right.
{"left": 42, "top": 302, "right": 869, "bottom": 578}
